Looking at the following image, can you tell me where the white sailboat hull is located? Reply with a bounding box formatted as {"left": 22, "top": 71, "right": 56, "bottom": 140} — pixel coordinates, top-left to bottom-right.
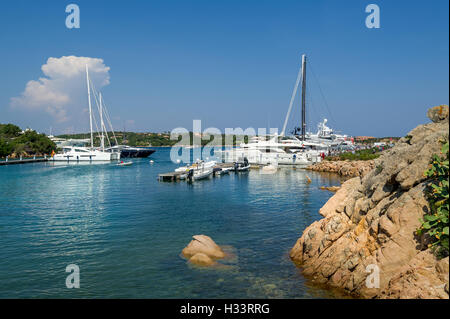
{"left": 51, "top": 148, "right": 120, "bottom": 161}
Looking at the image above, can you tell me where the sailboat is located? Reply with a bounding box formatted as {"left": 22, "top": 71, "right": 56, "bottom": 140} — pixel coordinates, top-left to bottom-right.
{"left": 50, "top": 66, "right": 120, "bottom": 162}
{"left": 220, "top": 54, "right": 325, "bottom": 166}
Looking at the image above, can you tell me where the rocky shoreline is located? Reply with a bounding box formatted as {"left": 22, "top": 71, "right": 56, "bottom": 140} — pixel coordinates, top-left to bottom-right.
{"left": 306, "top": 160, "right": 375, "bottom": 178}
{"left": 291, "top": 105, "right": 449, "bottom": 299}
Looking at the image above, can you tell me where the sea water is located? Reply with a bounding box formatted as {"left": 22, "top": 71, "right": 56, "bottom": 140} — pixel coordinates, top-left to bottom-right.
{"left": 0, "top": 148, "right": 341, "bottom": 298}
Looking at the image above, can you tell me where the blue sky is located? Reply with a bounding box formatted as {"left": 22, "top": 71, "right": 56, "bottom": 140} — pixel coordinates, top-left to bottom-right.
{"left": 0, "top": 0, "right": 448, "bottom": 137}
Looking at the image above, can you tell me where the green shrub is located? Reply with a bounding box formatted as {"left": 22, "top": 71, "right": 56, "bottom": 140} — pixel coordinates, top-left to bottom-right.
{"left": 326, "top": 147, "right": 382, "bottom": 161}
{"left": 417, "top": 139, "right": 449, "bottom": 257}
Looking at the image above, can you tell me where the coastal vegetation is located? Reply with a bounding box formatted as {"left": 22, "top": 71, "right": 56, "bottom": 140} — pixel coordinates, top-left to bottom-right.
{"left": 418, "top": 139, "right": 449, "bottom": 257}
{"left": 0, "top": 123, "right": 56, "bottom": 158}
{"left": 325, "top": 147, "right": 385, "bottom": 161}
{"left": 357, "top": 137, "right": 400, "bottom": 144}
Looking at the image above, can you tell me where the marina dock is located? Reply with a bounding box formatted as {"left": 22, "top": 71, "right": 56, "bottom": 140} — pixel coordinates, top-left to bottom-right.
{"left": 158, "top": 163, "right": 236, "bottom": 182}
{"left": 0, "top": 157, "right": 48, "bottom": 166}
{"left": 158, "top": 171, "right": 188, "bottom": 182}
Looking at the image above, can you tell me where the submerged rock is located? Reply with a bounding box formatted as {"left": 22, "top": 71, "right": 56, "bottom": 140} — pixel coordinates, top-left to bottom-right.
{"left": 291, "top": 105, "right": 449, "bottom": 299}
{"left": 182, "top": 235, "right": 225, "bottom": 259}
{"left": 188, "top": 253, "right": 216, "bottom": 267}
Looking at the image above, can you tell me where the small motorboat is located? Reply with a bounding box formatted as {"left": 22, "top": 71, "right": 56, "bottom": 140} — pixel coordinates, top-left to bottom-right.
{"left": 175, "top": 159, "right": 217, "bottom": 172}
{"left": 186, "top": 167, "right": 213, "bottom": 181}
{"left": 213, "top": 166, "right": 232, "bottom": 176}
{"left": 193, "top": 168, "right": 213, "bottom": 180}
{"left": 185, "top": 160, "right": 214, "bottom": 181}
{"left": 117, "top": 161, "right": 133, "bottom": 167}
{"left": 236, "top": 164, "right": 250, "bottom": 172}
{"left": 234, "top": 157, "right": 250, "bottom": 172}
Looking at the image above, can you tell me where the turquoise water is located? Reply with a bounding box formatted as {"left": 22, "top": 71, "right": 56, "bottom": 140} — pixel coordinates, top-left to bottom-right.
{"left": 0, "top": 148, "right": 341, "bottom": 298}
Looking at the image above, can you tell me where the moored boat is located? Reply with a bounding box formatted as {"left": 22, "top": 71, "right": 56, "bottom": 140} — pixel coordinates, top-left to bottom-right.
{"left": 50, "top": 66, "right": 121, "bottom": 162}
{"left": 52, "top": 146, "right": 119, "bottom": 161}
{"left": 117, "top": 161, "right": 133, "bottom": 166}
{"left": 175, "top": 160, "right": 217, "bottom": 173}
{"left": 107, "top": 145, "right": 156, "bottom": 158}
{"left": 234, "top": 158, "right": 250, "bottom": 172}
{"left": 220, "top": 54, "right": 340, "bottom": 167}
{"left": 191, "top": 168, "right": 213, "bottom": 180}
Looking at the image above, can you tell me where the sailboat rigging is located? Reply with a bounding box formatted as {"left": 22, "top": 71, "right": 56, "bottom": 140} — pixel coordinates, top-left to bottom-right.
{"left": 50, "top": 65, "right": 120, "bottom": 162}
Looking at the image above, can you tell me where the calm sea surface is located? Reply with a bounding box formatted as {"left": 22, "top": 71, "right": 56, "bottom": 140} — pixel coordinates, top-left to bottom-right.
{"left": 0, "top": 148, "right": 341, "bottom": 298}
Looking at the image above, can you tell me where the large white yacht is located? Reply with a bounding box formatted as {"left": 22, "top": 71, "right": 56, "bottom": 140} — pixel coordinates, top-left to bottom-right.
{"left": 306, "top": 118, "right": 349, "bottom": 146}
{"left": 52, "top": 146, "right": 119, "bottom": 161}
{"left": 220, "top": 54, "right": 326, "bottom": 166}
{"left": 220, "top": 135, "right": 324, "bottom": 166}
{"left": 50, "top": 66, "right": 120, "bottom": 162}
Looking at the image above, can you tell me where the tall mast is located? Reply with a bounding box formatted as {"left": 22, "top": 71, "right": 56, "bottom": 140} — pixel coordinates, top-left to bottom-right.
{"left": 301, "top": 54, "right": 307, "bottom": 141}
{"left": 86, "top": 65, "right": 94, "bottom": 149}
{"left": 281, "top": 55, "right": 303, "bottom": 137}
{"left": 99, "top": 92, "right": 105, "bottom": 151}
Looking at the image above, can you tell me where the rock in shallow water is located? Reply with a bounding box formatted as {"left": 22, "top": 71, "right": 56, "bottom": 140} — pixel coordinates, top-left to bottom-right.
{"left": 188, "top": 253, "right": 216, "bottom": 266}
{"left": 182, "top": 235, "right": 226, "bottom": 266}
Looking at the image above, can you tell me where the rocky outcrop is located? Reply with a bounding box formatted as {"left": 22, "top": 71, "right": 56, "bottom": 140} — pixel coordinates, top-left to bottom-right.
{"left": 307, "top": 160, "right": 375, "bottom": 178}
{"left": 182, "top": 235, "right": 225, "bottom": 266}
{"left": 427, "top": 104, "right": 449, "bottom": 123}
{"left": 290, "top": 105, "right": 449, "bottom": 299}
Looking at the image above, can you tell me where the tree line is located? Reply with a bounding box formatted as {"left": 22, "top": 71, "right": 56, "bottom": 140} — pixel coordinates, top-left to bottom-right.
{"left": 0, "top": 124, "right": 56, "bottom": 158}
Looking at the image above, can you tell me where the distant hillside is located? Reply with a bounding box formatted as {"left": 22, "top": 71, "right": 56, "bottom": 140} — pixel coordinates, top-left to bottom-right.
{"left": 57, "top": 131, "right": 250, "bottom": 147}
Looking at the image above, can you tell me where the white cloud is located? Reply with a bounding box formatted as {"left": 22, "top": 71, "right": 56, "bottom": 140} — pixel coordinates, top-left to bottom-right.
{"left": 11, "top": 56, "right": 110, "bottom": 123}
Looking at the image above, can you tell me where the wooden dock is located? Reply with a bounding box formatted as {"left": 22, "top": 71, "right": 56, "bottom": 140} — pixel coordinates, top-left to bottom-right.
{"left": 158, "top": 171, "right": 187, "bottom": 182}
{"left": 158, "top": 163, "right": 236, "bottom": 182}
{"left": 0, "top": 158, "right": 48, "bottom": 166}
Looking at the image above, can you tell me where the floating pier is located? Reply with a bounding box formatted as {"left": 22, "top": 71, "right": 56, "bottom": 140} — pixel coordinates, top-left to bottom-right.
{"left": 158, "top": 163, "right": 236, "bottom": 182}
{"left": 158, "top": 171, "right": 187, "bottom": 182}
{"left": 0, "top": 157, "right": 48, "bottom": 166}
